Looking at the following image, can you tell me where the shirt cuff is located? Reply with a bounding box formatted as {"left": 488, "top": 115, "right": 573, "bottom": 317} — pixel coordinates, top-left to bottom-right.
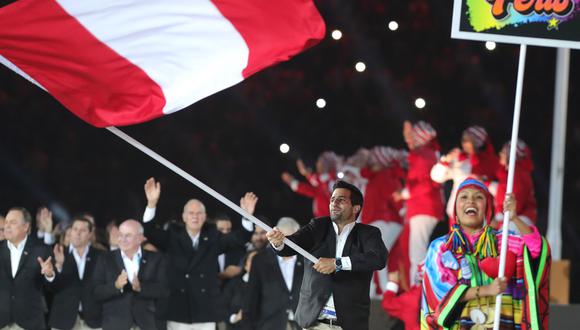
{"left": 341, "top": 257, "right": 352, "bottom": 271}
{"left": 143, "top": 207, "right": 156, "bottom": 223}
{"left": 43, "top": 233, "right": 55, "bottom": 245}
{"left": 290, "top": 180, "right": 299, "bottom": 191}
{"left": 37, "top": 231, "right": 45, "bottom": 239}
{"left": 241, "top": 218, "right": 254, "bottom": 232}
{"left": 487, "top": 181, "right": 498, "bottom": 196}
{"left": 400, "top": 188, "right": 410, "bottom": 200}
{"left": 272, "top": 242, "right": 285, "bottom": 251}
{"left": 45, "top": 274, "right": 55, "bottom": 282}
{"left": 386, "top": 281, "right": 399, "bottom": 293}
{"left": 229, "top": 314, "right": 239, "bottom": 324}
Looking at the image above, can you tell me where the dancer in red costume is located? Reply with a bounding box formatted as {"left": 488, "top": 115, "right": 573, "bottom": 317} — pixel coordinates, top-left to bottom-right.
{"left": 360, "top": 146, "right": 406, "bottom": 296}
{"left": 394, "top": 121, "right": 445, "bottom": 285}
{"left": 492, "top": 139, "right": 537, "bottom": 232}
{"left": 381, "top": 264, "right": 423, "bottom": 330}
{"left": 282, "top": 151, "right": 342, "bottom": 218}
{"left": 431, "top": 126, "right": 500, "bottom": 225}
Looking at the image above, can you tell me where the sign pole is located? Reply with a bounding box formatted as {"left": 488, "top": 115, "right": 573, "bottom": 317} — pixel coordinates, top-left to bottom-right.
{"left": 492, "top": 44, "right": 527, "bottom": 330}
{"left": 546, "top": 47, "right": 570, "bottom": 261}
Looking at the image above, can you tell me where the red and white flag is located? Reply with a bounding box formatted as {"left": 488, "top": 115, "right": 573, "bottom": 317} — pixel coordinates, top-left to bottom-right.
{"left": 0, "top": 0, "right": 325, "bottom": 127}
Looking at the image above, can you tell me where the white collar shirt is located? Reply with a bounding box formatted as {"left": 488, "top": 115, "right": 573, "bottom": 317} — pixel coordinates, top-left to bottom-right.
{"left": 277, "top": 255, "right": 297, "bottom": 292}
{"left": 69, "top": 244, "right": 90, "bottom": 280}
{"left": 320, "top": 221, "right": 356, "bottom": 319}
{"left": 218, "top": 253, "right": 226, "bottom": 272}
{"left": 188, "top": 232, "right": 200, "bottom": 249}
{"left": 121, "top": 248, "right": 142, "bottom": 283}
{"left": 7, "top": 236, "right": 28, "bottom": 278}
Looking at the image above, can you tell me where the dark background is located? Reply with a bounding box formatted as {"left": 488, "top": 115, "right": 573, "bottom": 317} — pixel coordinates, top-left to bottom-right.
{"left": 1, "top": 0, "right": 580, "bottom": 301}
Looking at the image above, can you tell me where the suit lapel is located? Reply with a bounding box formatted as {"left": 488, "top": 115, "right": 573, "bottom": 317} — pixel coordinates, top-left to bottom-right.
{"left": 342, "top": 224, "right": 357, "bottom": 257}
{"left": 84, "top": 247, "right": 96, "bottom": 275}
{"left": 80, "top": 246, "right": 97, "bottom": 282}
{"left": 292, "top": 257, "right": 303, "bottom": 295}
{"left": 64, "top": 249, "right": 78, "bottom": 279}
{"left": 0, "top": 241, "right": 11, "bottom": 279}
{"left": 328, "top": 222, "right": 337, "bottom": 257}
{"left": 139, "top": 250, "right": 149, "bottom": 278}
{"left": 268, "top": 249, "right": 289, "bottom": 293}
{"left": 15, "top": 238, "right": 32, "bottom": 278}
{"left": 188, "top": 229, "right": 209, "bottom": 270}
{"left": 114, "top": 249, "right": 125, "bottom": 274}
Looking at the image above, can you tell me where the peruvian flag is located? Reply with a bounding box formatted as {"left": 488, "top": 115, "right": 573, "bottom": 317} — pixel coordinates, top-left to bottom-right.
{"left": 0, "top": 0, "right": 325, "bottom": 127}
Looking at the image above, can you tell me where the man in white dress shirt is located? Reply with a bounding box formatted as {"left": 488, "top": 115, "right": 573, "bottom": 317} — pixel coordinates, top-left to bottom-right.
{"left": 267, "top": 181, "right": 387, "bottom": 330}
{"left": 49, "top": 216, "right": 103, "bottom": 330}
{"left": 245, "top": 217, "right": 303, "bottom": 330}
{"left": 0, "top": 207, "right": 55, "bottom": 330}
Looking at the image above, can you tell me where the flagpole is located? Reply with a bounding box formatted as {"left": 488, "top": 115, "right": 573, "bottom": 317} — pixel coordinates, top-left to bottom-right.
{"left": 106, "top": 126, "right": 319, "bottom": 264}
{"left": 493, "top": 44, "right": 527, "bottom": 330}
{"left": 546, "top": 47, "right": 570, "bottom": 261}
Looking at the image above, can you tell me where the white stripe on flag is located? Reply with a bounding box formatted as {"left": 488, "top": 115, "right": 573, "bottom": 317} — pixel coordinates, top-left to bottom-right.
{"left": 57, "top": 0, "right": 249, "bottom": 115}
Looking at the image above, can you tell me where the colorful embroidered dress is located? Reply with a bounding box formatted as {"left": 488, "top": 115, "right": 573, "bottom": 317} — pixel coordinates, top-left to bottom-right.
{"left": 421, "top": 224, "right": 550, "bottom": 329}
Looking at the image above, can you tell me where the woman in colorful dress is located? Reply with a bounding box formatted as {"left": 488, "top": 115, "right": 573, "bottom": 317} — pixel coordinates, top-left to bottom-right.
{"left": 421, "top": 178, "right": 550, "bottom": 330}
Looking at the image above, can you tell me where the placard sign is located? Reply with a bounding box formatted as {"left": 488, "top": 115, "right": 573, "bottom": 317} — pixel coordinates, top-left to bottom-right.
{"left": 452, "top": 0, "right": 580, "bottom": 49}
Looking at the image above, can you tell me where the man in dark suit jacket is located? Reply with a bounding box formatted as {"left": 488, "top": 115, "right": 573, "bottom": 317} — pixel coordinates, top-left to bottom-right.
{"left": 267, "top": 181, "right": 388, "bottom": 330}
{"left": 246, "top": 217, "right": 303, "bottom": 330}
{"left": 142, "top": 178, "right": 255, "bottom": 329}
{"left": 0, "top": 207, "right": 55, "bottom": 330}
{"left": 49, "top": 216, "right": 103, "bottom": 330}
{"left": 93, "top": 219, "right": 167, "bottom": 330}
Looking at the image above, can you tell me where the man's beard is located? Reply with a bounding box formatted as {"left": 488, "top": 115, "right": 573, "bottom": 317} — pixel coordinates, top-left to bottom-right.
{"left": 331, "top": 212, "right": 348, "bottom": 224}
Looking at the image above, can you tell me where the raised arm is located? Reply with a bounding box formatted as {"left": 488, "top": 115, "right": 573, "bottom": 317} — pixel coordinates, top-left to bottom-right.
{"left": 218, "top": 192, "right": 257, "bottom": 253}
{"left": 141, "top": 177, "right": 170, "bottom": 250}
{"left": 281, "top": 172, "right": 317, "bottom": 198}
{"left": 36, "top": 207, "right": 56, "bottom": 245}
{"left": 144, "top": 177, "right": 161, "bottom": 209}
{"left": 296, "top": 159, "right": 312, "bottom": 177}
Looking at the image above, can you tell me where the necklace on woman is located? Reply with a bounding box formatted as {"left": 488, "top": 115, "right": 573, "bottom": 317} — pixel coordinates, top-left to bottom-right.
{"left": 470, "top": 285, "right": 492, "bottom": 329}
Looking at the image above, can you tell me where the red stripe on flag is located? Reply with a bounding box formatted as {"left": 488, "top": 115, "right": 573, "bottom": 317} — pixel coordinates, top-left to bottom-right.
{"left": 212, "top": 0, "right": 326, "bottom": 78}
{"left": 0, "top": 0, "right": 165, "bottom": 127}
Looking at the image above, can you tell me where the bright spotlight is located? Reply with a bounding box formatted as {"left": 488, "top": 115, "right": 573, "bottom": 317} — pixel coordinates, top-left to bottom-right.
{"left": 388, "top": 21, "right": 399, "bottom": 31}
{"left": 316, "top": 98, "right": 326, "bottom": 109}
{"left": 414, "top": 98, "right": 426, "bottom": 109}
{"left": 331, "top": 30, "right": 343, "bottom": 40}
{"left": 355, "top": 62, "right": 366, "bottom": 72}
{"left": 485, "top": 41, "right": 496, "bottom": 51}
{"left": 279, "top": 143, "right": 290, "bottom": 154}
{"left": 337, "top": 172, "right": 345, "bottom": 179}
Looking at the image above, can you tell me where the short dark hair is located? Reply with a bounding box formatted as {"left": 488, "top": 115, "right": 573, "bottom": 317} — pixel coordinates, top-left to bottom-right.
{"left": 332, "top": 180, "right": 364, "bottom": 209}
{"left": 76, "top": 212, "right": 95, "bottom": 224}
{"left": 8, "top": 207, "right": 32, "bottom": 225}
{"left": 72, "top": 215, "right": 94, "bottom": 232}
{"left": 213, "top": 213, "right": 231, "bottom": 223}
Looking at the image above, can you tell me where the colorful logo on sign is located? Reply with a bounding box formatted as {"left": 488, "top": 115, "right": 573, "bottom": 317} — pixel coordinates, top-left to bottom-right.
{"left": 466, "top": 0, "right": 578, "bottom": 31}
